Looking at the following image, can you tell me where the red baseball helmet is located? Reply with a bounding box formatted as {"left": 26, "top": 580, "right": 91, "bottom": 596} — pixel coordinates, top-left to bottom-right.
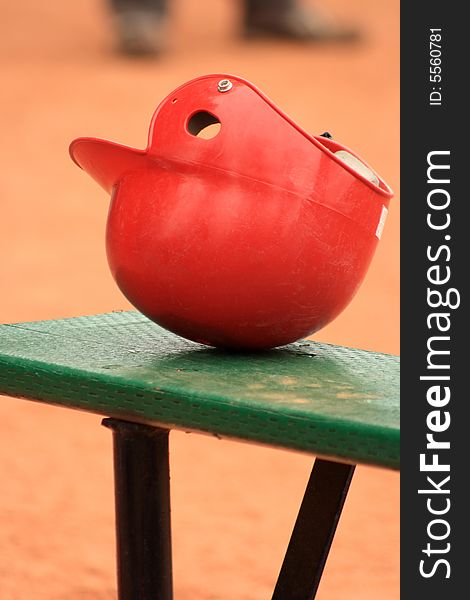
{"left": 70, "top": 74, "right": 392, "bottom": 349}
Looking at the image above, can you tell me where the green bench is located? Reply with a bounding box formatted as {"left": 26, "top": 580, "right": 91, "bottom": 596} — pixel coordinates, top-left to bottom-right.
{"left": 0, "top": 311, "right": 399, "bottom": 599}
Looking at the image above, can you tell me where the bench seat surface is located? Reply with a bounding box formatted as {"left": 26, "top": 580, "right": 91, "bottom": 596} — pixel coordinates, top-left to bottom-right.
{"left": 0, "top": 311, "right": 399, "bottom": 469}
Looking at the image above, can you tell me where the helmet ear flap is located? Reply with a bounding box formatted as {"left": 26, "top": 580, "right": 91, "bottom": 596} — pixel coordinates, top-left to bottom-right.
{"left": 69, "top": 138, "right": 149, "bottom": 193}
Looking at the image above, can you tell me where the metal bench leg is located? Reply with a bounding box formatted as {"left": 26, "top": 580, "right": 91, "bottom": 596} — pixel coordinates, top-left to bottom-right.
{"left": 102, "top": 418, "right": 173, "bottom": 600}
{"left": 272, "top": 459, "right": 355, "bottom": 600}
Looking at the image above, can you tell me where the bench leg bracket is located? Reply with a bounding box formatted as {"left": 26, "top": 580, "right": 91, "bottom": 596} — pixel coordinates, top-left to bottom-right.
{"left": 103, "top": 418, "right": 354, "bottom": 600}
{"left": 272, "top": 458, "right": 356, "bottom": 600}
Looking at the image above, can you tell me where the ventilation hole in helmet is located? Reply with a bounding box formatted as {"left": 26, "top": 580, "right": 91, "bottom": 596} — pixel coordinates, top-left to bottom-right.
{"left": 187, "top": 111, "right": 221, "bottom": 139}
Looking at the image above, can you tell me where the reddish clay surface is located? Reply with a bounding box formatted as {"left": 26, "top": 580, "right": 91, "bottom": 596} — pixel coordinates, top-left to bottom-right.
{"left": 0, "top": 1, "right": 399, "bottom": 598}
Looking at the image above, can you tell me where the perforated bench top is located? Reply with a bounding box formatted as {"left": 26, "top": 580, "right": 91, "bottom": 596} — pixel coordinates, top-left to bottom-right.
{"left": 0, "top": 311, "right": 399, "bottom": 469}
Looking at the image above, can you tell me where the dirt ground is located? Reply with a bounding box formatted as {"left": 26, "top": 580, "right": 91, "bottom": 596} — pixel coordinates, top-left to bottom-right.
{"left": 0, "top": 0, "right": 399, "bottom": 598}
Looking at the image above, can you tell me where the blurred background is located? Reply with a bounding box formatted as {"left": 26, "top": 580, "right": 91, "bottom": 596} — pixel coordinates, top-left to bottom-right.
{"left": 0, "top": 0, "right": 399, "bottom": 598}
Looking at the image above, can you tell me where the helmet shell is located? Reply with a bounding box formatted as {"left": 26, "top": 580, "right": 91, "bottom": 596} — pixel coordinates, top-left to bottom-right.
{"left": 70, "top": 74, "right": 392, "bottom": 349}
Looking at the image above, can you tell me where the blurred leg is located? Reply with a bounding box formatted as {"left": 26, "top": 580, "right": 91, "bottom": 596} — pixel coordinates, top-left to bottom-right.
{"left": 110, "top": 0, "right": 166, "bottom": 14}
{"left": 243, "top": 0, "right": 360, "bottom": 42}
{"left": 109, "top": 0, "right": 168, "bottom": 56}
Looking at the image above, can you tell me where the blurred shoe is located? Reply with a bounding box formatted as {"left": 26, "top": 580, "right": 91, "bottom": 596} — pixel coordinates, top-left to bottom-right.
{"left": 114, "top": 10, "right": 166, "bottom": 56}
{"left": 244, "top": 5, "right": 360, "bottom": 42}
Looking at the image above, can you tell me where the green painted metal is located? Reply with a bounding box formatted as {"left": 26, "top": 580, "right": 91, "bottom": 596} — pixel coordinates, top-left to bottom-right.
{"left": 0, "top": 311, "right": 399, "bottom": 469}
